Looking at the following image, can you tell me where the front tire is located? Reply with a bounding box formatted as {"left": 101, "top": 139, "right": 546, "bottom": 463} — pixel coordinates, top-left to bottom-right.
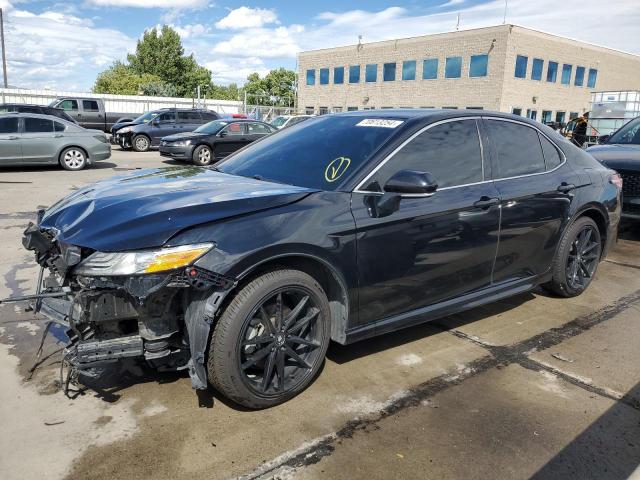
{"left": 59, "top": 147, "right": 87, "bottom": 171}
{"left": 207, "top": 269, "right": 331, "bottom": 409}
{"left": 132, "top": 134, "right": 151, "bottom": 152}
{"left": 192, "top": 145, "right": 214, "bottom": 166}
{"left": 545, "top": 216, "right": 602, "bottom": 297}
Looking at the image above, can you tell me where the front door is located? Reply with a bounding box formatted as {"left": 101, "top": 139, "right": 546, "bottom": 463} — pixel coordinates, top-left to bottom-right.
{"left": 214, "top": 122, "right": 248, "bottom": 158}
{"left": 483, "top": 118, "right": 581, "bottom": 283}
{"left": 352, "top": 118, "right": 501, "bottom": 327}
{"left": 150, "top": 111, "right": 177, "bottom": 144}
{"left": 0, "top": 117, "right": 22, "bottom": 164}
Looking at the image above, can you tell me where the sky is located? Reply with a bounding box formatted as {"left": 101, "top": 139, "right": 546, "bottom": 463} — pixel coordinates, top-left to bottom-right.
{"left": 2, "top": 0, "right": 639, "bottom": 92}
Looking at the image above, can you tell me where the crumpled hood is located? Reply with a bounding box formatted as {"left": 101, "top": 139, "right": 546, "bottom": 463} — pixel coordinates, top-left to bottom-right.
{"left": 40, "top": 166, "right": 314, "bottom": 252}
{"left": 586, "top": 144, "right": 640, "bottom": 171}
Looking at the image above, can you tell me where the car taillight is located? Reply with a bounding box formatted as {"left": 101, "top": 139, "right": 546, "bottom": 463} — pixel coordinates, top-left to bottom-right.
{"left": 610, "top": 172, "right": 623, "bottom": 190}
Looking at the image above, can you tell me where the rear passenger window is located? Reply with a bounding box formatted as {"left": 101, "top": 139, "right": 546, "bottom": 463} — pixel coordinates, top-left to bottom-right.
{"left": 24, "top": 117, "right": 53, "bottom": 133}
{"left": 201, "top": 112, "right": 218, "bottom": 121}
{"left": 247, "top": 122, "right": 272, "bottom": 134}
{"left": 539, "top": 133, "right": 562, "bottom": 170}
{"left": 487, "top": 120, "right": 545, "bottom": 178}
{"left": 370, "top": 119, "right": 483, "bottom": 189}
{"left": 82, "top": 100, "right": 100, "bottom": 111}
{"left": 0, "top": 117, "right": 18, "bottom": 133}
{"left": 177, "top": 111, "right": 202, "bottom": 122}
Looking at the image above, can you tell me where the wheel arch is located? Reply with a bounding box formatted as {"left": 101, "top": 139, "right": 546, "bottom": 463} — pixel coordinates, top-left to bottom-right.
{"left": 57, "top": 144, "right": 89, "bottom": 163}
{"left": 233, "top": 253, "right": 351, "bottom": 344}
{"left": 570, "top": 203, "right": 609, "bottom": 256}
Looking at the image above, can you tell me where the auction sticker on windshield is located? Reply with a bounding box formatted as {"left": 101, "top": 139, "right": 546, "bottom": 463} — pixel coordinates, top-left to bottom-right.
{"left": 356, "top": 119, "right": 404, "bottom": 128}
{"left": 325, "top": 157, "right": 351, "bottom": 182}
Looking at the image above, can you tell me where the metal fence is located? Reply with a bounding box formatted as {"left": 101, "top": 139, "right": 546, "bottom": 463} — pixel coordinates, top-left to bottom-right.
{"left": 0, "top": 88, "right": 243, "bottom": 115}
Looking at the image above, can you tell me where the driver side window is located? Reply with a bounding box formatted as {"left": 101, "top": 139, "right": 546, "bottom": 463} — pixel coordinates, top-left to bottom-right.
{"left": 158, "top": 112, "right": 175, "bottom": 123}
{"left": 365, "top": 119, "right": 484, "bottom": 191}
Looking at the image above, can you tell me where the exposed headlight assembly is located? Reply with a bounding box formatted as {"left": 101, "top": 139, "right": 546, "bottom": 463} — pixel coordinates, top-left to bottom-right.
{"left": 74, "top": 243, "right": 214, "bottom": 276}
{"left": 117, "top": 127, "right": 133, "bottom": 134}
{"left": 172, "top": 139, "right": 192, "bottom": 147}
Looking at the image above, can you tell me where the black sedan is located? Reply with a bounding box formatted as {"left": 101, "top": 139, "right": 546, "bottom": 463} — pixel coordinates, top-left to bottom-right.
{"left": 159, "top": 119, "right": 277, "bottom": 165}
{"left": 21, "top": 110, "right": 621, "bottom": 408}
{"left": 587, "top": 116, "right": 640, "bottom": 220}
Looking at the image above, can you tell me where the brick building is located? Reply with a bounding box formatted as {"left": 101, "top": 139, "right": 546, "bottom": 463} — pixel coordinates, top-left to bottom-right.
{"left": 297, "top": 24, "right": 640, "bottom": 124}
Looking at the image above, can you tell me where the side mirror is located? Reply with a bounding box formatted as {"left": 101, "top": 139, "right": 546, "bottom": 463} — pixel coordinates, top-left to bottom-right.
{"left": 151, "top": 118, "right": 160, "bottom": 126}
{"left": 218, "top": 130, "right": 228, "bottom": 138}
{"left": 598, "top": 134, "right": 610, "bottom": 144}
{"left": 384, "top": 170, "right": 438, "bottom": 195}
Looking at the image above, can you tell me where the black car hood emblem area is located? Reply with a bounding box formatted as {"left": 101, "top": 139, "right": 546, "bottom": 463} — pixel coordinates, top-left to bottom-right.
{"left": 39, "top": 166, "right": 315, "bottom": 251}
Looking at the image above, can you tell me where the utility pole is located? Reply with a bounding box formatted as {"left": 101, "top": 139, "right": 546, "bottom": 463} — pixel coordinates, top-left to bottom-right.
{"left": 0, "top": 8, "right": 7, "bottom": 88}
{"left": 502, "top": 0, "right": 508, "bottom": 25}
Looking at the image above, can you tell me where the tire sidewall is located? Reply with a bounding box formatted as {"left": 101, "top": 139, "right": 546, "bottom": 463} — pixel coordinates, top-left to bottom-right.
{"left": 208, "top": 270, "right": 331, "bottom": 408}
{"left": 192, "top": 145, "right": 213, "bottom": 166}
{"left": 132, "top": 134, "right": 150, "bottom": 152}
{"left": 59, "top": 147, "right": 87, "bottom": 171}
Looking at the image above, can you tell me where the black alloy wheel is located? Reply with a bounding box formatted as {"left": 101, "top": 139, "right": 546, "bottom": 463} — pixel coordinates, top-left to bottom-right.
{"left": 565, "top": 224, "right": 600, "bottom": 291}
{"left": 238, "top": 288, "right": 323, "bottom": 395}
{"left": 207, "top": 269, "right": 331, "bottom": 408}
{"left": 545, "top": 216, "right": 602, "bottom": 297}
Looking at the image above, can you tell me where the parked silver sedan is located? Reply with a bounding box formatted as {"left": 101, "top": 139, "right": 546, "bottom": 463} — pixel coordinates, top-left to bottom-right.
{"left": 0, "top": 113, "right": 111, "bottom": 170}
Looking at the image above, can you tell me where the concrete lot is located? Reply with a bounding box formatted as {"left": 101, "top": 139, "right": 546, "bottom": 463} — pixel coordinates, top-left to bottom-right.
{"left": 0, "top": 149, "right": 639, "bottom": 480}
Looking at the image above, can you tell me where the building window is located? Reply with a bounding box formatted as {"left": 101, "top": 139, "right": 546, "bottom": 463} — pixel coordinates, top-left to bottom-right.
{"left": 574, "top": 66, "right": 585, "bottom": 86}
{"left": 469, "top": 54, "right": 488, "bottom": 77}
{"left": 365, "top": 64, "right": 377, "bottom": 82}
{"left": 466, "top": 106, "right": 484, "bottom": 110}
{"left": 442, "top": 106, "right": 458, "bottom": 109}
{"left": 561, "top": 64, "right": 572, "bottom": 85}
{"left": 526, "top": 109, "right": 537, "bottom": 120}
{"left": 555, "top": 111, "right": 566, "bottom": 124}
{"left": 306, "top": 69, "right": 315, "bottom": 86}
{"left": 319, "top": 106, "right": 328, "bottom": 115}
{"left": 349, "top": 65, "right": 360, "bottom": 83}
{"left": 512, "top": 107, "right": 522, "bottom": 116}
{"left": 347, "top": 106, "right": 358, "bottom": 111}
{"left": 569, "top": 112, "right": 579, "bottom": 120}
{"left": 546, "top": 61, "right": 558, "bottom": 83}
{"left": 383, "top": 62, "right": 396, "bottom": 81}
{"left": 542, "top": 110, "right": 552, "bottom": 123}
{"left": 422, "top": 58, "right": 438, "bottom": 79}
{"left": 587, "top": 68, "right": 598, "bottom": 88}
{"left": 402, "top": 60, "right": 416, "bottom": 80}
{"left": 445, "top": 57, "right": 462, "bottom": 78}
{"left": 531, "top": 58, "right": 544, "bottom": 81}
{"left": 332, "top": 107, "right": 342, "bottom": 113}
{"left": 319, "top": 68, "right": 329, "bottom": 85}
{"left": 333, "top": 67, "right": 344, "bottom": 84}
{"left": 514, "top": 55, "right": 528, "bottom": 78}
{"left": 305, "top": 107, "right": 314, "bottom": 114}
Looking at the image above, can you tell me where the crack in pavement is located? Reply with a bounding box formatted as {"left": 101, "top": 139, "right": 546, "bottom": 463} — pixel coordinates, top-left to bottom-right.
{"left": 605, "top": 259, "right": 640, "bottom": 270}
{"left": 240, "top": 289, "right": 640, "bottom": 480}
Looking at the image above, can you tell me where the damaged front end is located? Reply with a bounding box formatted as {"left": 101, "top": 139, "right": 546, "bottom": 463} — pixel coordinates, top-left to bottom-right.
{"left": 21, "top": 220, "right": 235, "bottom": 392}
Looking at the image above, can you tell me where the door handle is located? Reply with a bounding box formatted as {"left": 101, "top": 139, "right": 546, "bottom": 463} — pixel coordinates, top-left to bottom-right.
{"left": 557, "top": 183, "right": 576, "bottom": 193}
{"left": 6, "top": 136, "right": 18, "bottom": 140}
{"left": 54, "top": 134, "right": 64, "bottom": 138}
{"left": 473, "top": 196, "right": 500, "bottom": 209}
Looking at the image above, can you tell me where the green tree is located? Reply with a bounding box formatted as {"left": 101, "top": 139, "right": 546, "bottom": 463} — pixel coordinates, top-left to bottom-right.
{"left": 243, "top": 69, "right": 295, "bottom": 106}
{"left": 139, "top": 79, "right": 178, "bottom": 97}
{"left": 93, "top": 62, "right": 162, "bottom": 95}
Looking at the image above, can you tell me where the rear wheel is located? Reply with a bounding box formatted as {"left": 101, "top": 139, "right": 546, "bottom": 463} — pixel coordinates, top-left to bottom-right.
{"left": 207, "top": 269, "right": 331, "bottom": 409}
{"left": 132, "top": 134, "right": 150, "bottom": 152}
{"left": 192, "top": 145, "right": 213, "bottom": 166}
{"left": 545, "top": 216, "right": 602, "bottom": 297}
{"left": 59, "top": 147, "right": 87, "bottom": 171}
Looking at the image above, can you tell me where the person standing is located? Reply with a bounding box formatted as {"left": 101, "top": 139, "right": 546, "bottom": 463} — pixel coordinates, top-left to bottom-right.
{"left": 572, "top": 112, "right": 589, "bottom": 147}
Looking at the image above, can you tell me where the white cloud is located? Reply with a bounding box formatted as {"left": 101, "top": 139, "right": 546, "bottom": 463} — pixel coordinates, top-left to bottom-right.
{"left": 215, "top": 6, "right": 279, "bottom": 29}
{"left": 87, "top": 0, "right": 206, "bottom": 7}
{"left": 173, "top": 23, "right": 209, "bottom": 38}
{"left": 212, "top": 25, "right": 302, "bottom": 58}
{"left": 205, "top": 57, "right": 270, "bottom": 84}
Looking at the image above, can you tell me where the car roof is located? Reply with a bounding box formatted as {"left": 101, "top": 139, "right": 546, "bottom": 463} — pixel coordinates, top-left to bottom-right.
{"left": 0, "top": 112, "right": 79, "bottom": 124}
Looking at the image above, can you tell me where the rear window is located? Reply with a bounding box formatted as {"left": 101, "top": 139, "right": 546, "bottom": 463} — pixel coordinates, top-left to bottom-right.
{"left": 217, "top": 116, "right": 401, "bottom": 190}
{"left": 487, "top": 120, "right": 546, "bottom": 178}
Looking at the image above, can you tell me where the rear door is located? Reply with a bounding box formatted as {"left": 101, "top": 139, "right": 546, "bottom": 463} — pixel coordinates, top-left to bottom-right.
{"left": 80, "top": 100, "right": 103, "bottom": 130}
{"left": 245, "top": 122, "right": 273, "bottom": 144}
{"left": 176, "top": 111, "right": 202, "bottom": 134}
{"left": 213, "top": 122, "right": 247, "bottom": 158}
{"left": 484, "top": 117, "right": 581, "bottom": 284}
{"left": 0, "top": 116, "right": 22, "bottom": 163}
{"left": 20, "top": 117, "right": 59, "bottom": 163}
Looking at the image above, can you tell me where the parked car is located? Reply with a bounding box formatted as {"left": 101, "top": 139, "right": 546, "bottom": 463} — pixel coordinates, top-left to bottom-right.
{"left": 0, "top": 113, "right": 110, "bottom": 170}
{"left": 270, "top": 114, "right": 314, "bottom": 129}
{"left": 587, "top": 116, "right": 640, "bottom": 220}
{"left": 159, "top": 119, "right": 276, "bottom": 165}
{"left": 49, "top": 97, "right": 137, "bottom": 132}
{"left": 115, "top": 108, "right": 220, "bottom": 152}
{"left": 22, "top": 110, "right": 620, "bottom": 408}
{"left": 0, "top": 103, "right": 77, "bottom": 124}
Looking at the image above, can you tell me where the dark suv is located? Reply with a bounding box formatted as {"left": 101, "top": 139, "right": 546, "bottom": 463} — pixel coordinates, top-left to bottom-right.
{"left": 0, "top": 103, "right": 77, "bottom": 124}
{"left": 22, "top": 110, "right": 621, "bottom": 408}
{"left": 115, "top": 108, "right": 220, "bottom": 152}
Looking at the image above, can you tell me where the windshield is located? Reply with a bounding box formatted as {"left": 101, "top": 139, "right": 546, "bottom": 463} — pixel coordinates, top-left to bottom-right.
{"left": 194, "top": 120, "right": 229, "bottom": 134}
{"left": 270, "top": 116, "right": 288, "bottom": 127}
{"left": 217, "top": 115, "right": 403, "bottom": 190}
{"left": 133, "top": 111, "right": 162, "bottom": 123}
{"left": 608, "top": 117, "right": 640, "bottom": 144}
